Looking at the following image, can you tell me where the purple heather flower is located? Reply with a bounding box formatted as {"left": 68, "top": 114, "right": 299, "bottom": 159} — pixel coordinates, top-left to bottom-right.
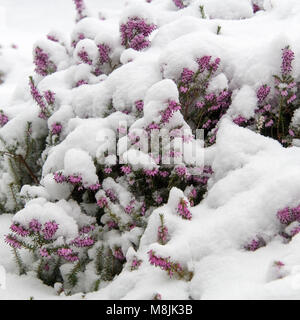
{"left": 5, "top": 235, "right": 22, "bottom": 249}
{"left": 120, "top": 17, "right": 156, "bottom": 51}
{"left": 40, "top": 248, "right": 50, "bottom": 257}
{"left": 104, "top": 167, "right": 112, "bottom": 174}
{"left": 78, "top": 48, "right": 92, "bottom": 65}
{"left": 121, "top": 165, "right": 131, "bottom": 175}
{"left": 29, "top": 219, "right": 42, "bottom": 233}
{"left": 29, "top": 77, "right": 47, "bottom": 114}
{"left": 265, "top": 119, "right": 274, "bottom": 127}
{"left": 161, "top": 100, "right": 181, "bottom": 124}
{"left": 10, "top": 224, "right": 29, "bottom": 237}
{"left": 44, "top": 90, "right": 55, "bottom": 105}
{"left": 34, "top": 47, "right": 57, "bottom": 76}
{"left": 287, "top": 94, "right": 297, "bottom": 104}
{"left": 73, "top": 0, "right": 88, "bottom": 22}
{"left": 105, "top": 189, "right": 117, "bottom": 202}
{"left": 130, "top": 34, "right": 150, "bottom": 51}
{"left": 72, "top": 236, "right": 94, "bottom": 247}
{"left": 57, "top": 248, "right": 79, "bottom": 262}
{"left": 98, "top": 43, "right": 111, "bottom": 64}
{"left": 47, "top": 34, "right": 58, "bottom": 42}
{"left": 97, "top": 197, "right": 108, "bottom": 208}
{"left": 114, "top": 248, "right": 125, "bottom": 261}
{"left": 148, "top": 250, "right": 183, "bottom": 278}
{"left": 289, "top": 129, "right": 295, "bottom": 137}
{"left": 107, "top": 220, "right": 118, "bottom": 230}
{"left": 131, "top": 258, "right": 142, "bottom": 270}
{"left": 88, "top": 183, "right": 101, "bottom": 191}
{"left": 158, "top": 224, "right": 168, "bottom": 245}
{"left": 197, "top": 56, "right": 220, "bottom": 73}
{"left": 281, "top": 47, "right": 294, "bottom": 75}
{"left": 175, "top": 166, "right": 187, "bottom": 177}
{"left": 51, "top": 122, "right": 62, "bottom": 135}
{"left": 0, "top": 112, "right": 8, "bottom": 126}
{"left": 144, "top": 168, "right": 159, "bottom": 177}
{"left": 253, "top": 4, "right": 260, "bottom": 13}
{"left": 180, "top": 68, "right": 194, "bottom": 83}
{"left": 68, "top": 175, "right": 82, "bottom": 184}
{"left": 244, "top": 237, "right": 265, "bottom": 251}
{"left": 42, "top": 221, "right": 59, "bottom": 240}
{"left": 54, "top": 172, "right": 66, "bottom": 183}
{"left": 76, "top": 79, "right": 88, "bottom": 87}
{"left": 233, "top": 115, "right": 247, "bottom": 125}
{"left": 177, "top": 198, "right": 192, "bottom": 220}
{"left": 173, "top": 0, "right": 185, "bottom": 9}
{"left": 135, "top": 100, "right": 144, "bottom": 112}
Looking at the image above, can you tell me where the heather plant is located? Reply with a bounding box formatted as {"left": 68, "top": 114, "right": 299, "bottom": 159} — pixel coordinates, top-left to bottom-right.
{"left": 33, "top": 46, "right": 57, "bottom": 76}
{"left": 5, "top": 217, "right": 96, "bottom": 287}
{"left": 148, "top": 249, "right": 193, "bottom": 280}
{"left": 277, "top": 204, "right": 300, "bottom": 241}
{"left": 73, "top": 0, "right": 88, "bottom": 22}
{"left": 172, "top": 0, "right": 190, "bottom": 9}
{"left": 3, "top": 1, "right": 217, "bottom": 294}
{"left": 120, "top": 17, "right": 156, "bottom": 51}
{"left": 173, "top": 56, "right": 232, "bottom": 145}
{"left": 235, "top": 46, "right": 299, "bottom": 146}
{"left": 0, "top": 121, "right": 46, "bottom": 211}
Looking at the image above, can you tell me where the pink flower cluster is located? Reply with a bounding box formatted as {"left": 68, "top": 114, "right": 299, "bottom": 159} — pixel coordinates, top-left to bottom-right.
{"left": 97, "top": 197, "right": 108, "bottom": 208}
{"left": 34, "top": 47, "right": 57, "bottom": 76}
{"left": 98, "top": 43, "right": 111, "bottom": 64}
{"left": 73, "top": 0, "right": 88, "bottom": 22}
{"left": 148, "top": 250, "right": 183, "bottom": 278}
{"left": 244, "top": 237, "right": 265, "bottom": 251}
{"left": 51, "top": 122, "right": 62, "bottom": 135}
{"left": 197, "top": 56, "right": 220, "bottom": 73}
{"left": 29, "top": 77, "right": 55, "bottom": 119}
{"left": 277, "top": 205, "right": 300, "bottom": 225}
{"left": 120, "top": 17, "right": 156, "bottom": 51}
{"left": 5, "top": 235, "right": 22, "bottom": 249}
{"left": 57, "top": 248, "right": 79, "bottom": 262}
{"left": 253, "top": 4, "right": 260, "bottom": 13}
{"left": 181, "top": 68, "right": 194, "bottom": 83}
{"left": 10, "top": 224, "right": 29, "bottom": 237}
{"left": 44, "top": 90, "right": 55, "bottom": 105}
{"left": 257, "top": 85, "right": 271, "bottom": 104}
{"left": 172, "top": 0, "right": 186, "bottom": 9}
{"left": 71, "top": 236, "right": 94, "bottom": 247}
{"left": 233, "top": 115, "right": 247, "bottom": 126}
{"left": 135, "top": 100, "right": 144, "bottom": 112}
{"left": 160, "top": 100, "right": 181, "bottom": 124}
{"left": 42, "top": 221, "right": 59, "bottom": 240}
{"left": 281, "top": 47, "right": 294, "bottom": 75}
{"left": 177, "top": 198, "right": 192, "bottom": 220}
{"left": 78, "top": 48, "right": 93, "bottom": 65}
{"left": 79, "top": 224, "right": 95, "bottom": 234}
{"left": 131, "top": 258, "right": 142, "bottom": 271}
{"left": 72, "top": 33, "right": 85, "bottom": 48}
{"left": 114, "top": 247, "right": 125, "bottom": 261}
{"left": 76, "top": 79, "right": 88, "bottom": 87}
{"left": 0, "top": 112, "right": 8, "bottom": 127}
{"left": 121, "top": 165, "right": 132, "bottom": 175}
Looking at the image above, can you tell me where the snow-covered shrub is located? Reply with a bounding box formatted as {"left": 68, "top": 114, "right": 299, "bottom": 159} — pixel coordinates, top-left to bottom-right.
{"left": 172, "top": 55, "right": 232, "bottom": 145}
{"left": 4, "top": 0, "right": 300, "bottom": 298}
{"left": 234, "top": 46, "right": 299, "bottom": 146}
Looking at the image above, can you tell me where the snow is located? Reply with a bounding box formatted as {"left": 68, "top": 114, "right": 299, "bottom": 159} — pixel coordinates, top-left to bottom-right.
{"left": 1, "top": 0, "right": 300, "bottom": 300}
